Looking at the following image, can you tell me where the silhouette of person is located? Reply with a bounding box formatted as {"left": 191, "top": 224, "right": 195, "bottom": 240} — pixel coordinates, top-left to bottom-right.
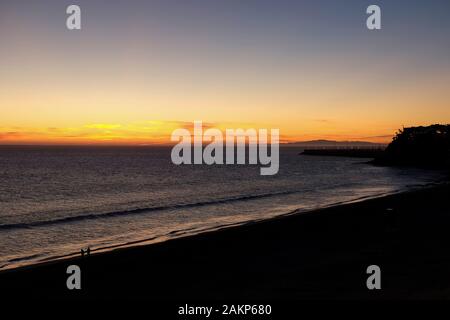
{"left": 87, "top": 246, "right": 91, "bottom": 256}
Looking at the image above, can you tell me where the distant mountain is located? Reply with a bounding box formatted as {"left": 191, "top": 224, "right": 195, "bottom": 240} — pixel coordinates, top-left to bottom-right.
{"left": 284, "top": 140, "right": 386, "bottom": 147}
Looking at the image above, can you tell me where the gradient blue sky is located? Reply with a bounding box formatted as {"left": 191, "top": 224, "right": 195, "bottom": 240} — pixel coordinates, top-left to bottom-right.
{"left": 1, "top": 0, "right": 449, "bottom": 144}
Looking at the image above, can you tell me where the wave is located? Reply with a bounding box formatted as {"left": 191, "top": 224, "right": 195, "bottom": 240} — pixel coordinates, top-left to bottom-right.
{"left": 0, "top": 186, "right": 415, "bottom": 271}
{"left": 7, "top": 253, "right": 46, "bottom": 263}
{"left": 0, "top": 189, "right": 304, "bottom": 231}
{"left": 2, "top": 182, "right": 444, "bottom": 271}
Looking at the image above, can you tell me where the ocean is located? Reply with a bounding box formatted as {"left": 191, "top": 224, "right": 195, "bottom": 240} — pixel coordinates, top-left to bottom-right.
{"left": 0, "top": 146, "right": 445, "bottom": 270}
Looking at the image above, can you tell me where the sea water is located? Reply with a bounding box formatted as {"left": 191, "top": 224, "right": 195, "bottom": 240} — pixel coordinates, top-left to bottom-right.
{"left": 0, "top": 146, "right": 445, "bottom": 269}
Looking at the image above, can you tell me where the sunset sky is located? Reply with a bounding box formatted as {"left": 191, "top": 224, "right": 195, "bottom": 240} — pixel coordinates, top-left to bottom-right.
{"left": 1, "top": 0, "right": 450, "bottom": 145}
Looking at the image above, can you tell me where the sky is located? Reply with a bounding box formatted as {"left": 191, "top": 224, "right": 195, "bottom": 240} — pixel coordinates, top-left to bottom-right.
{"left": 0, "top": 0, "right": 449, "bottom": 145}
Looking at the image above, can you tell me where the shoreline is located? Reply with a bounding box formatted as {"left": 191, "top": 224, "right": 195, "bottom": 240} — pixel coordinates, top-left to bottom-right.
{"left": 0, "top": 184, "right": 434, "bottom": 273}
{"left": 2, "top": 183, "right": 450, "bottom": 300}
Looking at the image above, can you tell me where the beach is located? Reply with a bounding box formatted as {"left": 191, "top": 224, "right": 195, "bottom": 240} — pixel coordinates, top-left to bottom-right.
{"left": 2, "top": 183, "right": 450, "bottom": 301}
{"left": 3, "top": 146, "right": 441, "bottom": 270}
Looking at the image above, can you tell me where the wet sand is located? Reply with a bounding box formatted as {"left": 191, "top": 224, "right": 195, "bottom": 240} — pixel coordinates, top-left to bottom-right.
{"left": 2, "top": 184, "right": 450, "bottom": 301}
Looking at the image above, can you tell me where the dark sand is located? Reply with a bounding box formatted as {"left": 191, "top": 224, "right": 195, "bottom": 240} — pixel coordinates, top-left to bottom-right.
{"left": 2, "top": 184, "right": 450, "bottom": 301}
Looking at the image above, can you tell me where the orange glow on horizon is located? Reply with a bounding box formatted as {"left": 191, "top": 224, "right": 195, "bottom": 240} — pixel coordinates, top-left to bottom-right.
{"left": 0, "top": 120, "right": 395, "bottom": 145}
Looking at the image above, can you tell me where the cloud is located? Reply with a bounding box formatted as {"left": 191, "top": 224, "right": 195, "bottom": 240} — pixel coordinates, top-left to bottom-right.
{"left": 357, "top": 134, "right": 393, "bottom": 140}
{"left": 0, "top": 121, "right": 394, "bottom": 145}
{"left": 84, "top": 124, "right": 122, "bottom": 130}
{"left": 0, "top": 132, "right": 23, "bottom": 140}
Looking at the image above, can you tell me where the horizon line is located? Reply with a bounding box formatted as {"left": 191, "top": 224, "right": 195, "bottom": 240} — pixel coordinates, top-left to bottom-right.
{"left": 0, "top": 140, "right": 389, "bottom": 147}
